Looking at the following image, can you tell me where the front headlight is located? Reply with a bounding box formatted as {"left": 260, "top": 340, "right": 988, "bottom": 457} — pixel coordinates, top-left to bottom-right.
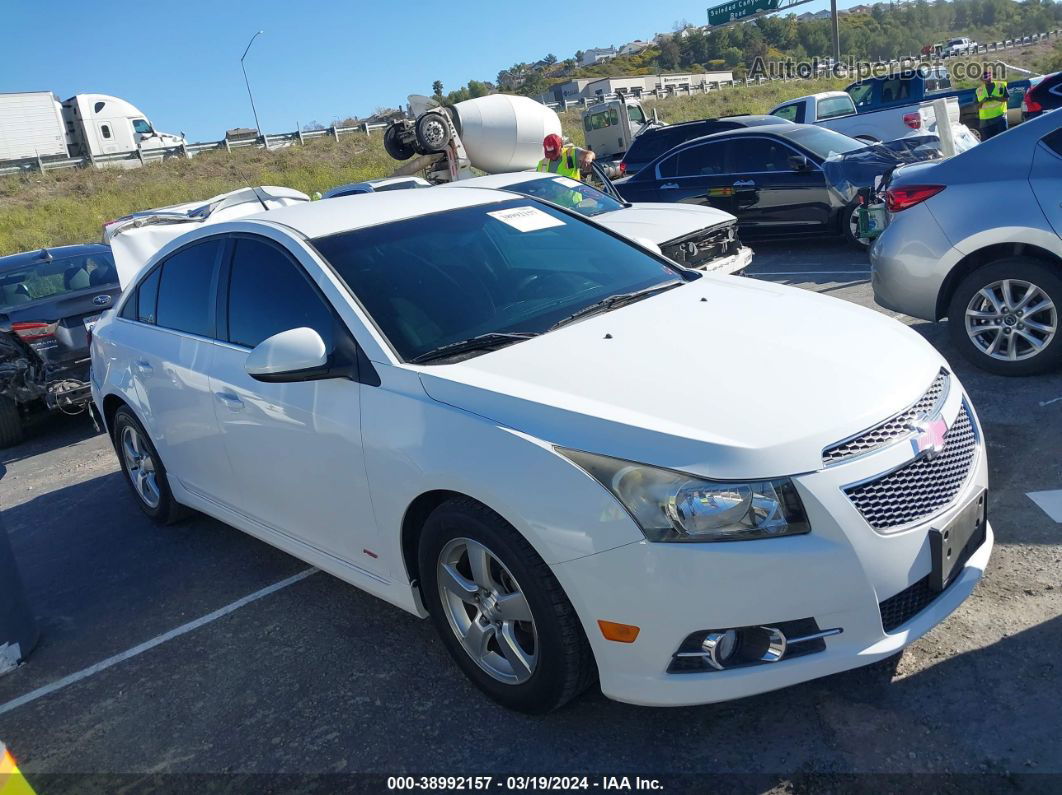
{"left": 558, "top": 448, "right": 810, "bottom": 542}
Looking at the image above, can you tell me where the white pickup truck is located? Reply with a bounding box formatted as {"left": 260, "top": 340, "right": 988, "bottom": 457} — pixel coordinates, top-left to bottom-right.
{"left": 768, "top": 90, "right": 962, "bottom": 143}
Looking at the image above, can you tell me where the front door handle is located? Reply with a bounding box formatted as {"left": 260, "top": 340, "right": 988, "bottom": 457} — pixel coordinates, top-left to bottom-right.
{"left": 733, "top": 179, "right": 756, "bottom": 188}
{"left": 215, "top": 391, "right": 244, "bottom": 411}
{"left": 660, "top": 182, "right": 679, "bottom": 190}
{"left": 134, "top": 359, "right": 153, "bottom": 374}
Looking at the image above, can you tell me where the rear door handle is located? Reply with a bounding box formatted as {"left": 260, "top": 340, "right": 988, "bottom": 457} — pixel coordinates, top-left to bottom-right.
{"left": 660, "top": 182, "right": 679, "bottom": 189}
{"left": 215, "top": 391, "right": 244, "bottom": 411}
{"left": 134, "top": 359, "right": 153, "bottom": 374}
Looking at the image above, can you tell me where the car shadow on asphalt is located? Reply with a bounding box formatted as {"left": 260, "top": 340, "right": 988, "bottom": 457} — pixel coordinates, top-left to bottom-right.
{"left": 1, "top": 410, "right": 102, "bottom": 466}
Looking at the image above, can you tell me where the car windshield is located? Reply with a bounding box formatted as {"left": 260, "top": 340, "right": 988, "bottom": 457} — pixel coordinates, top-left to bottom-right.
{"left": 312, "top": 199, "right": 684, "bottom": 363}
{"left": 786, "top": 126, "right": 867, "bottom": 160}
{"left": 501, "top": 177, "right": 624, "bottom": 217}
{"left": 0, "top": 252, "right": 117, "bottom": 312}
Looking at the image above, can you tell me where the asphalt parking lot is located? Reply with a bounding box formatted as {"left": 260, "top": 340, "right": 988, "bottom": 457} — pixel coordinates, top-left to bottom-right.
{"left": 1, "top": 240, "right": 1060, "bottom": 790}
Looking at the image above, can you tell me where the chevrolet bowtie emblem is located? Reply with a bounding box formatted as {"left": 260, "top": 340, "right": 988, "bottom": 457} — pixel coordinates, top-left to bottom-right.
{"left": 909, "top": 416, "right": 949, "bottom": 461}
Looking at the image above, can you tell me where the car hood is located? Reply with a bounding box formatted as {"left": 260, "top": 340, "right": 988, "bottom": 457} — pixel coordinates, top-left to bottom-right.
{"left": 417, "top": 276, "right": 945, "bottom": 479}
{"left": 596, "top": 203, "right": 736, "bottom": 244}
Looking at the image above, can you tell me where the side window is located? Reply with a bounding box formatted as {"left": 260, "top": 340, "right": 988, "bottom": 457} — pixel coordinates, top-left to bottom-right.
{"left": 137, "top": 267, "right": 161, "bottom": 324}
{"left": 627, "top": 104, "right": 645, "bottom": 124}
{"left": 657, "top": 152, "right": 679, "bottom": 179}
{"left": 815, "top": 97, "right": 852, "bottom": 120}
{"left": 880, "top": 78, "right": 909, "bottom": 103}
{"left": 772, "top": 103, "right": 802, "bottom": 123}
{"left": 1043, "top": 128, "right": 1062, "bottom": 157}
{"left": 226, "top": 238, "right": 334, "bottom": 350}
{"left": 731, "top": 139, "right": 799, "bottom": 173}
{"left": 609, "top": 107, "right": 619, "bottom": 126}
{"left": 119, "top": 290, "right": 138, "bottom": 320}
{"left": 583, "top": 115, "right": 592, "bottom": 132}
{"left": 155, "top": 240, "right": 221, "bottom": 337}
{"left": 101, "top": 124, "right": 112, "bottom": 139}
{"left": 676, "top": 142, "right": 727, "bottom": 176}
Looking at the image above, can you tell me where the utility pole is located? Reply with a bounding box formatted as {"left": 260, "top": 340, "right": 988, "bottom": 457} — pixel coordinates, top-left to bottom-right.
{"left": 830, "top": 0, "right": 841, "bottom": 66}
{"left": 241, "top": 30, "right": 264, "bottom": 137}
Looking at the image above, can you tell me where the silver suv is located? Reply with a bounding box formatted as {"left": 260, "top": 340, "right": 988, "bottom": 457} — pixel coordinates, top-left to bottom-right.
{"left": 871, "top": 112, "right": 1061, "bottom": 375}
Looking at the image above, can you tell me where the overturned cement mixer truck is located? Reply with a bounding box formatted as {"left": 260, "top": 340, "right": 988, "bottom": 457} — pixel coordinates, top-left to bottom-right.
{"left": 383, "top": 94, "right": 562, "bottom": 183}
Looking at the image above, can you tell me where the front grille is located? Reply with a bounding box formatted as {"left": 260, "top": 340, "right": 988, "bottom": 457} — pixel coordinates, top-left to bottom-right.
{"left": 823, "top": 370, "right": 949, "bottom": 465}
{"left": 662, "top": 222, "right": 740, "bottom": 269}
{"left": 844, "top": 402, "right": 978, "bottom": 531}
{"left": 879, "top": 576, "right": 934, "bottom": 632}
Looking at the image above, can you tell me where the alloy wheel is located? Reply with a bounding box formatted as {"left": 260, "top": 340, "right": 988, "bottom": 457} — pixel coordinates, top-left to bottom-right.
{"left": 436, "top": 537, "right": 538, "bottom": 685}
{"left": 964, "top": 278, "right": 1057, "bottom": 362}
{"left": 121, "top": 425, "right": 161, "bottom": 509}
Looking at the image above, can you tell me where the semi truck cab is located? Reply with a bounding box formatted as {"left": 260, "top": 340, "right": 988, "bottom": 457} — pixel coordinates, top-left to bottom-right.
{"left": 61, "top": 94, "right": 184, "bottom": 160}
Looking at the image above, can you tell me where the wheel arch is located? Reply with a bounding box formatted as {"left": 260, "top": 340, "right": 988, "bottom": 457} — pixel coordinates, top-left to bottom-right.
{"left": 937, "top": 243, "right": 1062, "bottom": 319}
{"left": 400, "top": 489, "right": 469, "bottom": 590}
{"left": 101, "top": 392, "right": 131, "bottom": 439}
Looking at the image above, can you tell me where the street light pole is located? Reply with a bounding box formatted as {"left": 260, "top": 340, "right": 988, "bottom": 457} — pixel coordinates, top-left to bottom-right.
{"left": 830, "top": 0, "right": 841, "bottom": 68}
{"left": 241, "top": 30, "right": 264, "bottom": 137}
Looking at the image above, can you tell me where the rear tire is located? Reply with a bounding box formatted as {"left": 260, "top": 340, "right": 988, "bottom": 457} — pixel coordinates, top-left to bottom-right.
{"left": 112, "top": 407, "right": 187, "bottom": 523}
{"left": 842, "top": 202, "right": 870, "bottom": 249}
{"left": 418, "top": 497, "right": 596, "bottom": 713}
{"left": 415, "top": 111, "right": 451, "bottom": 154}
{"left": 0, "top": 397, "right": 24, "bottom": 448}
{"left": 947, "top": 258, "right": 1062, "bottom": 375}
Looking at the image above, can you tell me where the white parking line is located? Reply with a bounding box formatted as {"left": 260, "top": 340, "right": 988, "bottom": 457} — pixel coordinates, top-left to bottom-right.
{"left": 750, "top": 270, "right": 871, "bottom": 277}
{"left": 1027, "top": 491, "right": 1062, "bottom": 523}
{"left": 0, "top": 568, "right": 318, "bottom": 717}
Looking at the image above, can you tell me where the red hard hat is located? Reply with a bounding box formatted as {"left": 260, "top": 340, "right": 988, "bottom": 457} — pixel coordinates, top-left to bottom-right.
{"left": 543, "top": 133, "right": 563, "bottom": 158}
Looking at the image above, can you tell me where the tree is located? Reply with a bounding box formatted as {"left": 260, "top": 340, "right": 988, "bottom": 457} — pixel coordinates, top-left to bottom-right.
{"left": 432, "top": 80, "right": 443, "bottom": 98}
{"left": 544, "top": 53, "right": 557, "bottom": 65}
{"left": 659, "top": 39, "right": 682, "bottom": 69}
{"left": 574, "top": 50, "right": 584, "bottom": 63}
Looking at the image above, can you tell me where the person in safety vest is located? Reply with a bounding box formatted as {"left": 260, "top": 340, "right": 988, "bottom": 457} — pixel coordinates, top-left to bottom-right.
{"left": 976, "top": 68, "right": 1009, "bottom": 140}
{"left": 537, "top": 133, "right": 594, "bottom": 180}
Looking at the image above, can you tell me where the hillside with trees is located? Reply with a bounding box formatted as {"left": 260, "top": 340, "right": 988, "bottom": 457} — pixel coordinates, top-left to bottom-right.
{"left": 434, "top": 0, "right": 1061, "bottom": 102}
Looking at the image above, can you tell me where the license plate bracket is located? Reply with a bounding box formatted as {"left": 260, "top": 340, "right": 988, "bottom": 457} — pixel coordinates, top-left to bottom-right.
{"left": 930, "top": 490, "right": 987, "bottom": 592}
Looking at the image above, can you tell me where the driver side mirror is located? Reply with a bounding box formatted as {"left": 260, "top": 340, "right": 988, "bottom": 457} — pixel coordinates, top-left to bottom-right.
{"left": 787, "top": 154, "right": 811, "bottom": 171}
{"left": 245, "top": 327, "right": 335, "bottom": 383}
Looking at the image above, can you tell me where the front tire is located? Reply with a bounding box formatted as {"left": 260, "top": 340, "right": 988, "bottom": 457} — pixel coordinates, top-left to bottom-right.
{"left": 947, "top": 258, "right": 1062, "bottom": 375}
{"left": 113, "top": 407, "right": 186, "bottom": 523}
{"left": 842, "top": 202, "right": 870, "bottom": 249}
{"left": 418, "top": 497, "right": 595, "bottom": 713}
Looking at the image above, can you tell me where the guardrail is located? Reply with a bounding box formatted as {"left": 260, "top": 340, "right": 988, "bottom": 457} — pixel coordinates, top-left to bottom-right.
{"left": 0, "top": 120, "right": 390, "bottom": 177}
{"left": 2, "top": 26, "right": 1057, "bottom": 178}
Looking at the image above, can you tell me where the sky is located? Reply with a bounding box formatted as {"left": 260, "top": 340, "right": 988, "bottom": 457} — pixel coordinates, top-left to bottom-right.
{"left": 2, "top": 0, "right": 847, "bottom": 142}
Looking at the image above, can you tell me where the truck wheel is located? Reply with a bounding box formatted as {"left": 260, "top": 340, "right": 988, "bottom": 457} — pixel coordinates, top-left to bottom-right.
{"left": 843, "top": 203, "right": 870, "bottom": 249}
{"left": 418, "top": 497, "right": 596, "bottom": 713}
{"left": 383, "top": 124, "right": 416, "bottom": 161}
{"left": 0, "top": 397, "right": 24, "bottom": 449}
{"left": 415, "top": 112, "right": 451, "bottom": 154}
{"left": 947, "top": 258, "right": 1062, "bottom": 375}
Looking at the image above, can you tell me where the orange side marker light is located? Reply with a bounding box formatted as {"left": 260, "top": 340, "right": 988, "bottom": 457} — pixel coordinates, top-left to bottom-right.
{"left": 598, "top": 620, "right": 640, "bottom": 643}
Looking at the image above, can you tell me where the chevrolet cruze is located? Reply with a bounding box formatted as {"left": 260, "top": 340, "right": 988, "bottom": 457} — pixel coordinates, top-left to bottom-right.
{"left": 92, "top": 188, "right": 992, "bottom": 712}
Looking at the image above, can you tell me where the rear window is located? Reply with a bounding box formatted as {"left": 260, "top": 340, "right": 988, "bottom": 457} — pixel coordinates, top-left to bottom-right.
{"left": 0, "top": 251, "right": 117, "bottom": 312}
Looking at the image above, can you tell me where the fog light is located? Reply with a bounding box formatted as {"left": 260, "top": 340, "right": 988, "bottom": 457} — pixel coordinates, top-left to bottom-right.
{"left": 701, "top": 630, "right": 738, "bottom": 670}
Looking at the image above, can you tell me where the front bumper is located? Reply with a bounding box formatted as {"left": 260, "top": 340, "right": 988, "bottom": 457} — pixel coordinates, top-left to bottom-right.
{"left": 550, "top": 386, "right": 991, "bottom": 707}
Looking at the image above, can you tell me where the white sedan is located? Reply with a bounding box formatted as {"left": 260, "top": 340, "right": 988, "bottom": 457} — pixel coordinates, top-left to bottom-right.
{"left": 438, "top": 171, "right": 752, "bottom": 275}
{"left": 92, "top": 188, "right": 991, "bottom": 711}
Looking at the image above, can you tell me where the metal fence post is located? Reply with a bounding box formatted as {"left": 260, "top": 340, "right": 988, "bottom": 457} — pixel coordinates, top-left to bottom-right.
{"left": 297, "top": 127, "right": 304, "bottom": 145}
{"left": 331, "top": 126, "right": 339, "bottom": 141}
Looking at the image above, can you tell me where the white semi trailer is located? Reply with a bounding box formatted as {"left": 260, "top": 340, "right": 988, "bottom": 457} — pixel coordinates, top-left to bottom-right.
{"left": 0, "top": 91, "right": 185, "bottom": 167}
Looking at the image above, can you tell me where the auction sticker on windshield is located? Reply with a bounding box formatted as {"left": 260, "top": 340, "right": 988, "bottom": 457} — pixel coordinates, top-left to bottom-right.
{"left": 553, "top": 177, "right": 582, "bottom": 188}
{"left": 487, "top": 206, "right": 566, "bottom": 232}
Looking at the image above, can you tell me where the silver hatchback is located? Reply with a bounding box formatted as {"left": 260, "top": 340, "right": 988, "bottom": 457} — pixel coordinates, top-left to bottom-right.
{"left": 871, "top": 112, "right": 1062, "bottom": 375}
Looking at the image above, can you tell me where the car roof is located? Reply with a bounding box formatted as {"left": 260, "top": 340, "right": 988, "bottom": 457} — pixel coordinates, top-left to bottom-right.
{"left": 322, "top": 176, "right": 431, "bottom": 198}
{"left": 435, "top": 172, "right": 551, "bottom": 190}
{"left": 246, "top": 187, "right": 528, "bottom": 239}
{"left": 680, "top": 123, "right": 805, "bottom": 146}
{"left": 0, "top": 243, "right": 111, "bottom": 270}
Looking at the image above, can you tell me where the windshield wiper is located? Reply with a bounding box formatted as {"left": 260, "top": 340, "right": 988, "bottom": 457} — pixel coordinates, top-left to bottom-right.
{"left": 410, "top": 332, "right": 539, "bottom": 364}
{"left": 549, "top": 281, "right": 682, "bottom": 331}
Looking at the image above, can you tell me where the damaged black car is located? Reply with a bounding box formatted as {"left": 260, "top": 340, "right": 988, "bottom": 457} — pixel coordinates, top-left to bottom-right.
{"left": 0, "top": 244, "right": 119, "bottom": 447}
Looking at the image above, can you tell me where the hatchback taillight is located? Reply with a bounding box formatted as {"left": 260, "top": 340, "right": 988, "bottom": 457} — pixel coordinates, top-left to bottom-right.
{"left": 885, "top": 185, "right": 945, "bottom": 213}
{"left": 618, "top": 161, "right": 627, "bottom": 175}
{"left": 11, "top": 321, "right": 58, "bottom": 340}
{"left": 903, "top": 112, "right": 922, "bottom": 130}
{"left": 1023, "top": 93, "right": 1043, "bottom": 113}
